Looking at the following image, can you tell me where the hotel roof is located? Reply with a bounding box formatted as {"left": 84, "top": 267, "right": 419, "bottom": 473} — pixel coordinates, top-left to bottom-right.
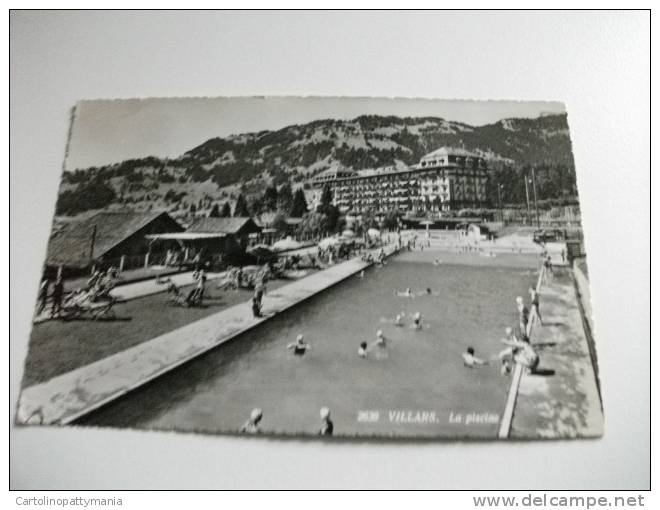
{"left": 421, "top": 146, "right": 483, "bottom": 160}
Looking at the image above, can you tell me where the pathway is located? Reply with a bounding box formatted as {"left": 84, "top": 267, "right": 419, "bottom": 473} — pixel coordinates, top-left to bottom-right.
{"left": 509, "top": 269, "right": 603, "bottom": 438}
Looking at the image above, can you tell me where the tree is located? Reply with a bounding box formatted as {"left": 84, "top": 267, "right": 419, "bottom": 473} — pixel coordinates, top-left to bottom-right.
{"left": 248, "top": 194, "right": 264, "bottom": 216}
{"left": 277, "top": 182, "right": 293, "bottom": 214}
{"left": 220, "top": 202, "right": 232, "bottom": 217}
{"left": 318, "top": 185, "right": 333, "bottom": 213}
{"left": 290, "top": 188, "right": 308, "bottom": 217}
{"left": 316, "top": 184, "right": 340, "bottom": 232}
{"left": 233, "top": 194, "right": 250, "bottom": 217}
{"left": 299, "top": 211, "right": 328, "bottom": 238}
{"left": 325, "top": 204, "right": 340, "bottom": 233}
{"left": 263, "top": 185, "right": 278, "bottom": 211}
{"left": 361, "top": 208, "right": 378, "bottom": 230}
{"left": 55, "top": 179, "right": 116, "bottom": 216}
{"left": 209, "top": 203, "right": 220, "bottom": 217}
{"left": 382, "top": 209, "right": 400, "bottom": 231}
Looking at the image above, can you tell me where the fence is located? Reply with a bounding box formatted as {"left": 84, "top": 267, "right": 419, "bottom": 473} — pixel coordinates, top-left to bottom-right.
{"left": 502, "top": 205, "right": 581, "bottom": 227}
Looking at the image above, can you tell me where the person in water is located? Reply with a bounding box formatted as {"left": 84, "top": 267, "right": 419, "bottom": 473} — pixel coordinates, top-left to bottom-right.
{"left": 396, "top": 288, "right": 414, "bottom": 298}
{"left": 394, "top": 313, "right": 404, "bottom": 326}
{"left": 358, "top": 341, "right": 368, "bottom": 357}
{"left": 500, "top": 358, "right": 513, "bottom": 376}
{"left": 462, "top": 347, "right": 488, "bottom": 368}
{"left": 412, "top": 311, "right": 423, "bottom": 330}
{"left": 240, "top": 408, "right": 262, "bottom": 434}
{"left": 287, "top": 334, "right": 311, "bottom": 355}
{"left": 319, "top": 407, "right": 334, "bottom": 436}
{"left": 375, "top": 329, "right": 385, "bottom": 346}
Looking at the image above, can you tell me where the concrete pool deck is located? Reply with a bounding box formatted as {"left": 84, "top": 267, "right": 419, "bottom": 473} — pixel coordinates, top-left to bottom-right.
{"left": 17, "top": 245, "right": 398, "bottom": 425}
{"left": 509, "top": 269, "right": 603, "bottom": 439}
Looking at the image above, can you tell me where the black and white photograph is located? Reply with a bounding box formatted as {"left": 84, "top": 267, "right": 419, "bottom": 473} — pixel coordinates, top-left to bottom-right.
{"left": 9, "top": 9, "right": 651, "bottom": 493}
{"left": 15, "top": 96, "right": 603, "bottom": 440}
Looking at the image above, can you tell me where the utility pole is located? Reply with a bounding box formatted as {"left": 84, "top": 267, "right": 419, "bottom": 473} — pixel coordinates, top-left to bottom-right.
{"left": 524, "top": 175, "right": 531, "bottom": 215}
{"left": 531, "top": 167, "right": 540, "bottom": 229}
{"left": 89, "top": 223, "right": 97, "bottom": 272}
{"left": 496, "top": 183, "right": 504, "bottom": 223}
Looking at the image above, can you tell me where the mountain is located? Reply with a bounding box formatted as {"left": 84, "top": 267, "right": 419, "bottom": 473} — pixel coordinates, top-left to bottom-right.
{"left": 57, "top": 114, "right": 576, "bottom": 217}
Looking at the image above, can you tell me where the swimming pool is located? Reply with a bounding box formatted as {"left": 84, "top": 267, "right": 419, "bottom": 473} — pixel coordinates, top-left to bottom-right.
{"left": 78, "top": 251, "right": 539, "bottom": 438}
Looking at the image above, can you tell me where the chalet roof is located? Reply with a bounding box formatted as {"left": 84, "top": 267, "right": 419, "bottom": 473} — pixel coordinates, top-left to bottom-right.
{"left": 186, "top": 216, "right": 259, "bottom": 235}
{"left": 46, "top": 211, "right": 181, "bottom": 268}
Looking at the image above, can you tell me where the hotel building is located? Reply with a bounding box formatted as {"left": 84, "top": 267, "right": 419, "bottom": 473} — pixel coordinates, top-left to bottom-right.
{"left": 311, "top": 147, "right": 490, "bottom": 215}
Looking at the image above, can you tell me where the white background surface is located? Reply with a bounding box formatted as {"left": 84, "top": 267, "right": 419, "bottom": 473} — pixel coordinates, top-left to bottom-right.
{"left": 9, "top": 11, "right": 650, "bottom": 489}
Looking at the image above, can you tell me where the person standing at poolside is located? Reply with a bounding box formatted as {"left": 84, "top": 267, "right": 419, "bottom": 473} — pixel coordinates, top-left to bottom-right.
{"left": 51, "top": 275, "right": 64, "bottom": 318}
{"left": 516, "top": 296, "right": 530, "bottom": 341}
{"left": 251, "top": 296, "right": 262, "bottom": 317}
{"left": 529, "top": 287, "right": 543, "bottom": 326}
{"left": 543, "top": 255, "right": 554, "bottom": 283}
{"left": 254, "top": 279, "right": 266, "bottom": 306}
{"left": 319, "top": 407, "right": 334, "bottom": 436}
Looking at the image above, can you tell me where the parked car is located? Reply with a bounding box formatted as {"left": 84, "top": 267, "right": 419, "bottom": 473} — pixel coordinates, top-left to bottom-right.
{"left": 533, "top": 229, "right": 566, "bottom": 243}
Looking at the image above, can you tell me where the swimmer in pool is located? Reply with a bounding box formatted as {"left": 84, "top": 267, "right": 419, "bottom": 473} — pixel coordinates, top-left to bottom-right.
{"left": 358, "top": 341, "right": 368, "bottom": 357}
{"left": 287, "top": 334, "right": 311, "bottom": 356}
{"left": 369, "top": 330, "right": 389, "bottom": 360}
{"left": 357, "top": 270, "right": 365, "bottom": 279}
{"left": 380, "top": 312, "right": 405, "bottom": 326}
{"left": 396, "top": 288, "right": 414, "bottom": 298}
{"left": 240, "top": 408, "right": 262, "bottom": 434}
{"left": 462, "top": 347, "right": 488, "bottom": 368}
{"left": 411, "top": 311, "right": 422, "bottom": 330}
{"left": 415, "top": 287, "right": 439, "bottom": 297}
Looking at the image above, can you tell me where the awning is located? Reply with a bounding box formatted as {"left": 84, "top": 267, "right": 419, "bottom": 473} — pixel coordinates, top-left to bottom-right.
{"left": 145, "top": 232, "right": 227, "bottom": 241}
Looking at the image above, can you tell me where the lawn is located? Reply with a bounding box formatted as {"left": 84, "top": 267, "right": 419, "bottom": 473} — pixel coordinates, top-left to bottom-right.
{"left": 21, "top": 279, "right": 288, "bottom": 387}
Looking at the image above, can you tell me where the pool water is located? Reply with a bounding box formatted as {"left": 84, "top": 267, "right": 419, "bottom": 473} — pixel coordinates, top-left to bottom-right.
{"left": 79, "top": 252, "right": 539, "bottom": 438}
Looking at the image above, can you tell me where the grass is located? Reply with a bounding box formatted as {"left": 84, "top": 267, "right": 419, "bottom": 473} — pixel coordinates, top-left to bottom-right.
{"left": 21, "top": 279, "right": 288, "bottom": 388}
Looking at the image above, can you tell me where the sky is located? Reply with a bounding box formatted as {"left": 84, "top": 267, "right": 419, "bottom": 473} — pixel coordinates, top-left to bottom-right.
{"left": 65, "top": 97, "right": 566, "bottom": 171}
